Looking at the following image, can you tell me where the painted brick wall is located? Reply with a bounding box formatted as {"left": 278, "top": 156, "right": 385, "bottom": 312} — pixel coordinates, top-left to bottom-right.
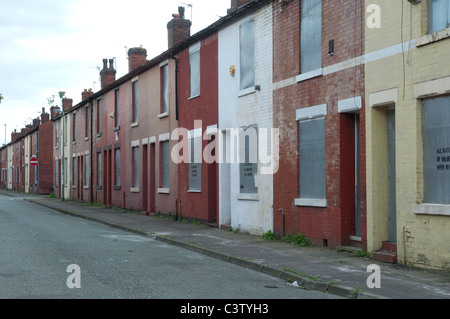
{"left": 218, "top": 3, "right": 274, "bottom": 235}
{"left": 365, "top": 0, "right": 450, "bottom": 269}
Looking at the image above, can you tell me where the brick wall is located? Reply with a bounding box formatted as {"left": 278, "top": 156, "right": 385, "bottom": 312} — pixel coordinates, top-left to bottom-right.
{"left": 38, "top": 121, "right": 54, "bottom": 194}
{"left": 177, "top": 34, "right": 219, "bottom": 223}
{"left": 218, "top": 3, "right": 274, "bottom": 234}
{"left": 272, "top": 0, "right": 366, "bottom": 248}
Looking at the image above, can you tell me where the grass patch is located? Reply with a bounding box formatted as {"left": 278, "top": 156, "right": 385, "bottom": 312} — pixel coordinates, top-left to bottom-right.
{"left": 262, "top": 231, "right": 312, "bottom": 247}
{"left": 282, "top": 266, "right": 324, "bottom": 282}
{"left": 262, "top": 230, "right": 280, "bottom": 241}
{"left": 228, "top": 226, "right": 241, "bottom": 233}
{"left": 281, "top": 233, "right": 312, "bottom": 247}
{"left": 354, "top": 250, "right": 371, "bottom": 258}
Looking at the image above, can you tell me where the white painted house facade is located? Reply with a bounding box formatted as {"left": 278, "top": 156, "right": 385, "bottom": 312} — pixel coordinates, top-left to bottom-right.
{"left": 218, "top": 2, "right": 274, "bottom": 235}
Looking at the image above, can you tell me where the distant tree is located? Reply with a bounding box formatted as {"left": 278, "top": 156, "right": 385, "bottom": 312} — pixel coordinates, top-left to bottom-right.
{"left": 47, "top": 97, "right": 55, "bottom": 107}
{"left": 0, "top": 93, "right": 3, "bottom": 104}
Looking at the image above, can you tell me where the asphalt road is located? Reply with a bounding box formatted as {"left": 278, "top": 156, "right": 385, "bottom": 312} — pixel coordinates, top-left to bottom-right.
{"left": 0, "top": 194, "right": 342, "bottom": 300}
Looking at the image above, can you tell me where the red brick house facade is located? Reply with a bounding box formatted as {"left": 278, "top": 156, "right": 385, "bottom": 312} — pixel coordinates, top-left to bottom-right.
{"left": 272, "top": 0, "right": 367, "bottom": 249}
{"left": 175, "top": 33, "right": 219, "bottom": 224}
{"left": 1, "top": 109, "right": 53, "bottom": 195}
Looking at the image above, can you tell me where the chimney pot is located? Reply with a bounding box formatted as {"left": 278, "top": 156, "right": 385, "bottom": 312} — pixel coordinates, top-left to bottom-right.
{"left": 167, "top": 7, "right": 192, "bottom": 49}
{"left": 81, "top": 89, "right": 94, "bottom": 101}
{"left": 100, "top": 58, "right": 117, "bottom": 89}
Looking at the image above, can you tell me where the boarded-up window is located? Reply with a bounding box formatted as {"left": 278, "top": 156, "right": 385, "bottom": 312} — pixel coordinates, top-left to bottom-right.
{"left": 190, "top": 49, "right": 200, "bottom": 98}
{"left": 115, "top": 148, "right": 121, "bottom": 187}
{"left": 239, "top": 126, "right": 258, "bottom": 194}
{"left": 422, "top": 96, "right": 450, "bottom": 204}
{"left": 55, "top": 122, "right": 59, "bottom": 146}
{"left": 72, "top": 112, "right": 76, "bottom": 142}
{"left": 239, "top": 19, "right": 255, "bottom": 91}
{"left": 115, "top": 89, "right": 120, "bottom": 128}
{"left": 97, "top": 152, "right": 101, "bottom": 187}
{"left": 428, "top": 0, "right": 450, "bottom": 34}
{"left": 72, "top": 157, "right": 77, "bottom": 186}
{"left": 132, "top": 81, "right": 138, "bottom": 123}
{"left": 301, "top": 0, "right": 322, "bottom": 73}
{"left": 189, "top": 134, "right": 202, "bottom": 191}
{"left": 64, "top": 158, "right": 68, "bottom": 185}
{"left": 161, "top": 141, "right": 170, "bottom": 188}
{"left": 55, "top": 159, "right": 59, "bottom": 186}
{"left": 97, "top": 99, "right": 102, "bottom": 135}
{"left": 85, "top": 154, "right": 90, "bottom": 187}
{"left": 132, "top": 147, "right": 139, "bottom": 188}
{"left": 162, "top": 65, "right": 169, "bottom": 113}
{"left": 299, "top": 118, "right": 326, "bottom": 199}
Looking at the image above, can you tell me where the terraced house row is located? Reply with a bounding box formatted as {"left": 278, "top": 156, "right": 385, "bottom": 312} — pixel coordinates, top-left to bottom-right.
{"left": 1, "top": 0, "right": 450, "bottom": 270}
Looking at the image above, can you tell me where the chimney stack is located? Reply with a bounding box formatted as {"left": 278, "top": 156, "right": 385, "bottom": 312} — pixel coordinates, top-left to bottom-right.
{"left": 11, "top": 130, "right": 17, "bottom": 142}
{"left": 128, "top": 47, "right": 147, "bottom": 72}
{"left": 41, "top": 107, "right": 50, "bottom": 124}
{"left": 100, "top": 58, "right": 117, "bottom": 89}
{"left": 50, "top": 106, "right": 61, "bottom": 120}
{"left": 167, "top": 6, "right": 192, "bottom": 49}
{"left": 33, "top": 117, "right": 40, "bottom": 128}
{"left": 62, "top": 98, "right": 73, "bottom": 112}
{"left": 227, "top": 0, "right": 252, "bottom": 14}
{"left": 82, "top": 89, "right": 93, "bottom": 102}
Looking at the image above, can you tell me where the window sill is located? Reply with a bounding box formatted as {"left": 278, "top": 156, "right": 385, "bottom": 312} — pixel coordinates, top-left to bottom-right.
{"left": 157, "top": 188, "right": 170, "bottom": 194}
{"left": 237, "top": 193, "right": 259, "bottom": 201}
{"left": 72, "top": 186, "right": 77, "bottom": 189}
{"left": 84, "top": 137, "right": 89, "bottom": 141}
{"left": 189, "top": 94, "right": 200, "bottom": 100}
{"left": 416, "top": 27, "right": 450, "bottom": 47}
{"left": 158, "top": 112, "right": 169, "bottom": 119}
{"left": 114, "top": 126, "right": 120, "bottom": 132}
{"left": 130, "top": 122, "right": 139, "bottom": 128}
{"left": 96, "top": 133, "right": 101, "bottom": 138}
{"left": 130, "top": 187, "right": 140, "bottom": 193}
{"left": 188, "top": 189, "right": 201, "bottom": 193}
{"left": 113, "top": 185, "right": 121, "bottom": 190}
{"left": 238, "top": 86, "right": 258, "bottom": 98}
{"left": 83, "top": 186, "right": 89, "bottom": 189}
{"left": 296, "top": 68, "right": 323, "bottom": 83}
{"left": 96, "top": 186, "right": 102, "bottom": 190}
{"left": 413, "top": 204, "right": 450, "bottom": 216}
{"left": 295, "top": 198, "right": 327, "bottom": 208}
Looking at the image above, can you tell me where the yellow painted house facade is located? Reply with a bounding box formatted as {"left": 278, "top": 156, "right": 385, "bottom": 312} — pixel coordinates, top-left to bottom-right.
{"left": 365, "top": 0, "right": 450, "bottom": 269}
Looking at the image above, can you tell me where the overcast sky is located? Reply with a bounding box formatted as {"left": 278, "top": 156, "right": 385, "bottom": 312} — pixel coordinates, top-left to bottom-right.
{"left": 0, "top": 0, "right": 230, "bottom": 145}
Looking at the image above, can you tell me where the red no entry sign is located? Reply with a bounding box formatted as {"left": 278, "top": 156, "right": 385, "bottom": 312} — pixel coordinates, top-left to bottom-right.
{"left": 30, "top": 157, "right": 38, "bottom": 167}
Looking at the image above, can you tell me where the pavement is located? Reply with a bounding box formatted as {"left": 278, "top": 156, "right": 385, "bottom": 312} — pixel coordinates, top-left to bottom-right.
{"left": 1, "top": 189, "right": 450, "bottom": 299}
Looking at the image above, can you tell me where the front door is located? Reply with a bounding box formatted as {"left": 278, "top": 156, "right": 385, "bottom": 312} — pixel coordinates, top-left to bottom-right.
{"left": 387, "top": 108, "right": 397, "bottom": 243}
{"left": 355, "top": 114, "right": 361, "bottom": 237}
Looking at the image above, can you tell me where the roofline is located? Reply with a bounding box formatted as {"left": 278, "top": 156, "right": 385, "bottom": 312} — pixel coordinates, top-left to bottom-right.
{"left": 53, "top": 0, "right": 272, "bottom": 119}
